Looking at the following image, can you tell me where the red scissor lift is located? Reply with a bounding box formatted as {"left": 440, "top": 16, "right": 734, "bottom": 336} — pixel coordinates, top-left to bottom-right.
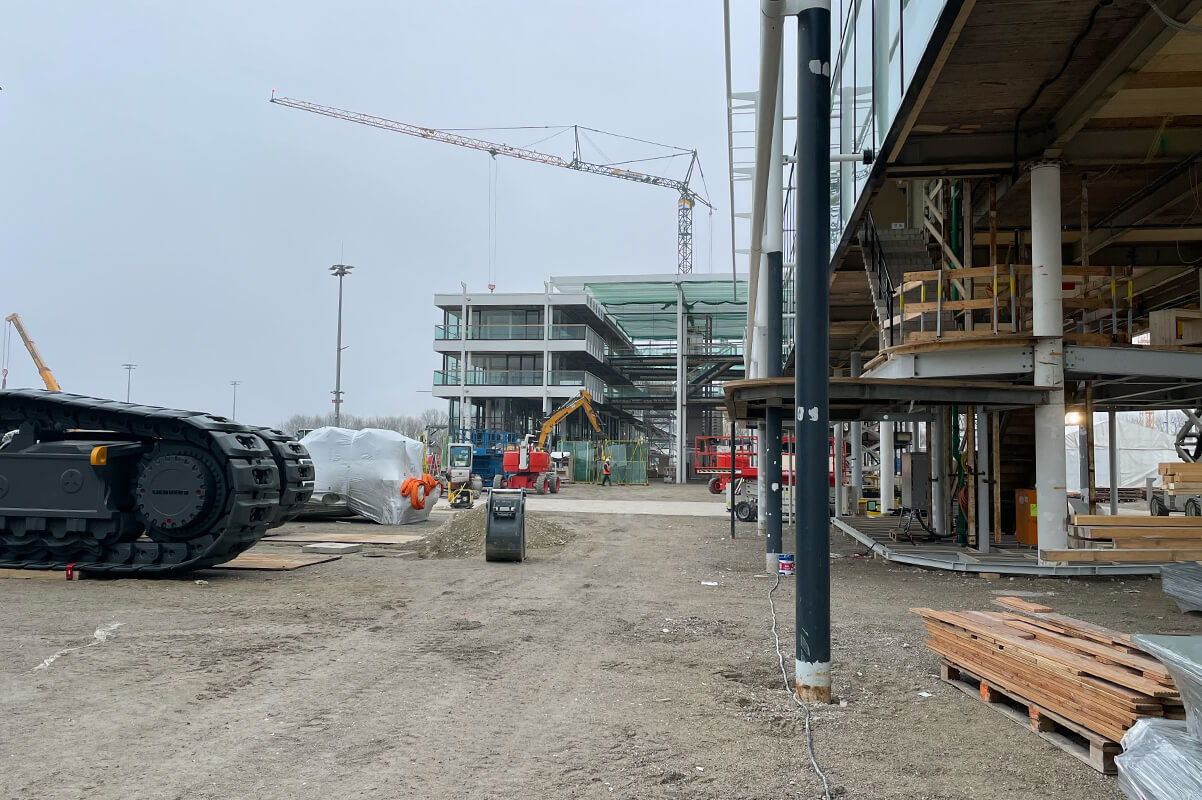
{"left": 695, "top": 434, "right": 842, "bottom": 497}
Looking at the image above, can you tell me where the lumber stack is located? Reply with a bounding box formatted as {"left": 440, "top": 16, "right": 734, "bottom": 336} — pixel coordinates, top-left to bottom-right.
{"left": 912, "top": 598, "right": 1183, "bottom": 747}
{"left": 1160, "top": 462, "right": 1202, "bottom": 496}
{"left": 1041, "top": 514, "right": 1202, "bottom": 563}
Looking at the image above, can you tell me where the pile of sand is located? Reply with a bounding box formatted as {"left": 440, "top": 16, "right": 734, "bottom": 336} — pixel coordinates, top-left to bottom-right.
{"left": 420, "top": 504, "right": 574, "bottom": 559}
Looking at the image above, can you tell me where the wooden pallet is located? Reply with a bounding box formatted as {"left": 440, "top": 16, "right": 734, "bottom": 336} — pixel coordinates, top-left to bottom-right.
{"left": 912, "top": 601, "right": 1182, "bottom": 748}
{"left": 941, "top": 661, "right": 1120, "bottom": 774}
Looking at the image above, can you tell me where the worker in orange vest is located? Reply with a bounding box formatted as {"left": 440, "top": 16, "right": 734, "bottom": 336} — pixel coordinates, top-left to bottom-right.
{"left": 601, "top": 457, "right": 612, "bottom": 487}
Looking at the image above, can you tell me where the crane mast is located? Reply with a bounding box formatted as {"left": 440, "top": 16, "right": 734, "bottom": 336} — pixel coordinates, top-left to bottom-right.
{"left": 270, "top": 95, "right": 712, "bottom": 274}
{"left": 4, "top": 313, "right": 61, "bottom": 391}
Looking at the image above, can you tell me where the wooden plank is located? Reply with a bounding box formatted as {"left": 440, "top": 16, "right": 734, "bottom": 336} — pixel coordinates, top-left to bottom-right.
{"left": 998, "top": 618, "right": 1174, "bottom": 683}
{"left": 0, "top": 567, "right": 85, "bottom": 581}
{"left": 902, "top": 265, "right": 1119, "bottom": 282}
{"left": 917, "top": 609, "right": 1174, "bottom": 697}
{"left": 1072, "top": 515, "right": 1202, "bottom": 527}
{"left": 265, "top": 531, "right": 425, "bottom": 545}
{"left": 992, "top": 596, "right": 1053, "bottom": 614}
{"left": 1072, "top": 526, "right": 1202, "bottom": 540}
{"left": 1113, "top": 537, "right": 1202, "bottom": 549}
{"left": 1041, "top": 548, "right": 1202, "bottom": 563}
{"left": 214, "top": 552, "right": 342, "bottom": 571}
{"left": 996, "top": 611, "right": 1145, "bottom": 655}
{"left": 902, "top": 298, "right": 1003, "bottom": 313}
{"left": 926, "top": 630, "right": 1146, "bottom": 740}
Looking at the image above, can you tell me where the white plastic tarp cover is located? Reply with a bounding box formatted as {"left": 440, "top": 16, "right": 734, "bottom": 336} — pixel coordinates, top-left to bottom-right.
{"left": 1064, "top": 415, "right": 1178, "bottom": 494}
{"left": 300, "top": 427, "right": 439, "bottom": 524}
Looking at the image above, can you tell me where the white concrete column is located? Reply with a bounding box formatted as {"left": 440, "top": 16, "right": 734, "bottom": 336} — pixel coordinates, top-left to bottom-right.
{"left": 1031, "top": 162, "right": 1068, "bottom": 552}
{"left": 930, "top": 409, "right": 947, "bottom": 535}
{"left": 976, "top": 410, "right": 990, "bottom": 552}
{"left": 850, "top": 352, "right": 863, "bottom": 512}
{"left": 880, "top": 420, "right": 895, "bottom": 513}
{"left": 675, "top": 282, "right": 687, "bottom": 484}
{"left": 1109, "top": 410, "right": 1120, "bottom": 515}
{"left": 833, "top": 422, "right": 845, "bottom": 516}
{"left": 543, "top": 282, "right": 552, "bottom": 415}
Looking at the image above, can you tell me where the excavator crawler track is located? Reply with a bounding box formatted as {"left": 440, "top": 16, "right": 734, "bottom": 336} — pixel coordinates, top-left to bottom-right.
{"left": 0, "top": 389, "right": 313, "bottom": 574}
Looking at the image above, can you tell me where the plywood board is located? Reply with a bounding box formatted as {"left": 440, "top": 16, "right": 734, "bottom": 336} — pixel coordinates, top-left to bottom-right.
{"left": 0, "top": 567, "right": 84, "bottom": 581}
{"left": 215, "top": 552, "right": 342, "bottom": 571}
{"left": 266, "top": 531, "right": 424, "bottom": 545}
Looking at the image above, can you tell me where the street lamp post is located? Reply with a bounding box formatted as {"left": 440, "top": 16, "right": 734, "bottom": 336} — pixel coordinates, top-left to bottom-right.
{"left": 230, "top": 380, "right": 241, "bottom": 420}
{"left": 122, "top": 363, "right": 137, "bottom": 402}
{"left": 330, "top": 263, "right": 354, "bottom": 427}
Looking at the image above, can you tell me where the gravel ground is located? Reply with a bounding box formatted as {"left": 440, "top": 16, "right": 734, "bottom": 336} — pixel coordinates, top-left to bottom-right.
{"left": 2, "top": 483, "right": 1200, "bottom": 799}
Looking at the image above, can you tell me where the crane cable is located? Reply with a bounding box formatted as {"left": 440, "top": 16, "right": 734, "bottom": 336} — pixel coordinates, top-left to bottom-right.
{"left": 488, "top": 155, "right": 500, "bottom": 292}
{"left": 400, "top": 474, "right": 441, "bottom": 510}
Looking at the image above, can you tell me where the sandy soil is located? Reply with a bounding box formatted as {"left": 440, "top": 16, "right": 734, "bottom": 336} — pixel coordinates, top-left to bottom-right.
{"left": 2, "top": 483, "right": 1200, "bottom": 799}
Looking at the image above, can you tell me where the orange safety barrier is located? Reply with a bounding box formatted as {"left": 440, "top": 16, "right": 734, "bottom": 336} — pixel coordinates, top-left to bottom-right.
{"left": 400, "top": 474, "right": 440, "bottom": 510}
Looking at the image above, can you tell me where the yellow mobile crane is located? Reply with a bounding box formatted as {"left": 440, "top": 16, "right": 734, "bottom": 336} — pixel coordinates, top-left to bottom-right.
{"left": 3, "top": 313, "right": 61, "bottom": 391}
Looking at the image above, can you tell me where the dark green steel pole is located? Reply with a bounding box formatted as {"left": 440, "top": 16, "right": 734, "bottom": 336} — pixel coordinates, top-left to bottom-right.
{"left": 794, "top": 2, "right": 832, "bottom": 704}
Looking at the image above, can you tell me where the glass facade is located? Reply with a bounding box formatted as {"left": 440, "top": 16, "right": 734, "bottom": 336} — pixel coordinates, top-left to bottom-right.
{"left": 829, "top": 0, "right": 947, "bottom": 251}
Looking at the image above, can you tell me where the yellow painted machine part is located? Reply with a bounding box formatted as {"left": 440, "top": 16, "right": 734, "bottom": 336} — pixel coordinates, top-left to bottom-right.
{"left": 4, "top": 313, "right": 61, "bottom": 391}
{"left": 536, "top": 389, "right": 601, "bottom": 450}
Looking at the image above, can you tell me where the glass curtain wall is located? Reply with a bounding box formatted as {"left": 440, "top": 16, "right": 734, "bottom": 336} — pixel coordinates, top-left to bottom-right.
{"left": 828, "top": 0, "right": 946, "bottom": 253}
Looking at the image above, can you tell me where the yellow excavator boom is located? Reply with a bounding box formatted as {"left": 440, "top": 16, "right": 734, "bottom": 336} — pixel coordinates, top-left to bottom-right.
{"left": 4, "top": 313, "right": 61, "bottom": 392}
{"left": 536, "top": 389, "right": 600, "bottom": 449}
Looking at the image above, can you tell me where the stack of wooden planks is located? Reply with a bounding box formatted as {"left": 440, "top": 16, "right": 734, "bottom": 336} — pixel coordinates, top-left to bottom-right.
{"left": 1161, "top": 462, "right": 1202, "bottom": 496}
{"left": 1041, "top": 515, "right": 1202, "bottom": 563}
{"left": 913, "top": 598, "right": 1183, "bottom": 772}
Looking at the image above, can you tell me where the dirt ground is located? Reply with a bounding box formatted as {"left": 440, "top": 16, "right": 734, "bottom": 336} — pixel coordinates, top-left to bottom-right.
{"left": 3, "top": 482, "right": 1201, "bottom": 799}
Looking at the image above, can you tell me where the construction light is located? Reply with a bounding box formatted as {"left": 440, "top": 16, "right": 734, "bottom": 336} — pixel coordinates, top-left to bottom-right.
{"left": 1064, "top": 411, "right": 1082, "bottom": 426}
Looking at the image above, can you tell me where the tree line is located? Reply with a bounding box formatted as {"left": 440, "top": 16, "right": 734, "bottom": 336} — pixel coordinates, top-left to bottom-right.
{"left": 278, "top": 408, "right": 448, "bottom": 448}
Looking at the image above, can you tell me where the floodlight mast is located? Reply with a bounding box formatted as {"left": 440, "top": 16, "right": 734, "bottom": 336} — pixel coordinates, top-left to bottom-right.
{"left": 270, "top": 95, "right": 712, "bottom": 274}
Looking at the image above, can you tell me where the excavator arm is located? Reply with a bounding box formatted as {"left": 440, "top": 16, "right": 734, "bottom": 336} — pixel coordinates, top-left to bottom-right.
{"left": 536, "top": 389, "right": 601, "bottom": 449}
{"left": 4, "top": 314, "right": 60, "bottom": 392}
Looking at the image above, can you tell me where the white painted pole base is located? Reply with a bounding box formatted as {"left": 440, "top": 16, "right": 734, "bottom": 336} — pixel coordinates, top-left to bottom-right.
{"left": 795, "top": 658, "right": 832, "bottom": 703}
{"left": 766, "top": 552, "right": 779, "bottom": 572}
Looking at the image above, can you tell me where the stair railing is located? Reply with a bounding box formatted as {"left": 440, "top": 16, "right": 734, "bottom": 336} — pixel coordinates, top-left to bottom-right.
{"left": 863, "top": 213, "right": 898, "bottom": 347}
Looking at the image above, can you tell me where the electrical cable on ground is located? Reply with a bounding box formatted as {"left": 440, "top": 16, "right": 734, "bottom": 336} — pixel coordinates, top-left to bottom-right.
{"left": 769, "top": 573, "right": 833, "bottom": 800}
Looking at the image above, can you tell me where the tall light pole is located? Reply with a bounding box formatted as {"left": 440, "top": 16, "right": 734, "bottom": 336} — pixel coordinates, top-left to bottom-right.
{"left": 230, "top": 380, "right": 241, "bottom": 420}
{"left": 330, "top": 263, "right": 354, "bottom": 427}
{"left": 121, "top": 363, "right": 136, "bottom": 402}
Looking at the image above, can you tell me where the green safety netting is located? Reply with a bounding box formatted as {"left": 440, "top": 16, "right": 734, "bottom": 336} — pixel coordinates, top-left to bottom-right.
{"left": 561, "top": 440, "right": 649, "bottom": 485}
{"left": 581, "top": 279, "right": 748, "bottom": 341}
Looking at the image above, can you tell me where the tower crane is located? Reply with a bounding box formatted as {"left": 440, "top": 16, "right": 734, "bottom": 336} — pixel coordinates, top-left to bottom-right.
{"left": 3, "top": 313, "right": 61, "bottom": 391}
{"left": 270, "top": 94, "right": 713, "bottom": 274}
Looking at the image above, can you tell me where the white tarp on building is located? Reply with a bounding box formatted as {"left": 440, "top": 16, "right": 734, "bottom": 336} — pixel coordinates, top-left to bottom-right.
{"left": 1065, "top": 415, "right": 1180, "bottom": 494}
{"left": 300, "top": 427, "right": 439, "bottom": 524}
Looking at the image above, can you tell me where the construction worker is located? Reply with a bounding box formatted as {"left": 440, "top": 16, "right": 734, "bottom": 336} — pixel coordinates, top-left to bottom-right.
{"left": 601, "top": 456, "right": 612, "bottom": 487}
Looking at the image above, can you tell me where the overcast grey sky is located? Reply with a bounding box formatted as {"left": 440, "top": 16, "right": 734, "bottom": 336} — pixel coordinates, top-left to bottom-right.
{"left": 2, "top": 2, "right": 761, "bottom": 427}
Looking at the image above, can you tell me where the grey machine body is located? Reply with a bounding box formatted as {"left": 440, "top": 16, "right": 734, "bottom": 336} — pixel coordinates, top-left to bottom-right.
{"left": 484, "top": 488, "right": 527, "bottom": 562}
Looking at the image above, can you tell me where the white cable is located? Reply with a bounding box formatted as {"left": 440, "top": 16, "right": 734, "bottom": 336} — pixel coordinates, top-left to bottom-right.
{"left": 1145, "top": 0, "right": 1202, "bottom": 33}
{"left": 769, "top": 573, "right": 833, "bottom": 800}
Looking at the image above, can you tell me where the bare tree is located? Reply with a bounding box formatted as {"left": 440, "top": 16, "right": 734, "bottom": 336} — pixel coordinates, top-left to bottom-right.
{"left": 277, "top": 408, "right": 448, "bottom": 444}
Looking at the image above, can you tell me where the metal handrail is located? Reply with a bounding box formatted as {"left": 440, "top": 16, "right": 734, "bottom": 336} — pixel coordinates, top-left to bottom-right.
{"left": 863, "top": 213, "right": 898, "bottom": 346}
